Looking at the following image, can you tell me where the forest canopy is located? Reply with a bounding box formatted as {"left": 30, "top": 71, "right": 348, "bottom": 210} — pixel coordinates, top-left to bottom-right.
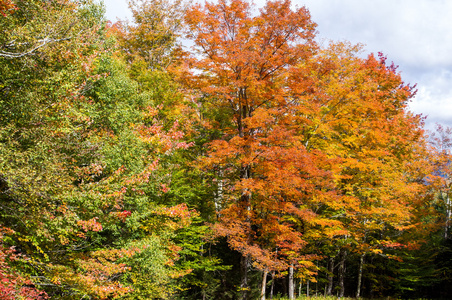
{"left": 0, "top": 0, "right": 451, "bottom": 299}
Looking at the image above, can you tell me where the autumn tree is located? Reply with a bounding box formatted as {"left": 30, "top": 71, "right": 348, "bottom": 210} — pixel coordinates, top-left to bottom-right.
{"left": 117, "top": 0, "right": 189, "bottom": 69}
{"left": 182, "top": 1, "right": 344, "bottom": 298}
{"left": 183, "top": 0, "right": 433, "bottom": 294}
{"left": 291, "top": 42, "right": 430, "bottom": 297}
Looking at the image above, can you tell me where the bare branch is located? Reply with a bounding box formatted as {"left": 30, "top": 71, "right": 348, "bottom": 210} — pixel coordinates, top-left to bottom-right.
{"left": 0, "top": 37, "right": 71, "bottom": 59}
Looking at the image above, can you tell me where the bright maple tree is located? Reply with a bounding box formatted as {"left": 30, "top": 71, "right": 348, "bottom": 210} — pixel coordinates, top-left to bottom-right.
{"left": 292, "top": 42, "right": 430, "bottom": 297}
{"left": 182, "top": 1, "right": 340, "bottom": 298}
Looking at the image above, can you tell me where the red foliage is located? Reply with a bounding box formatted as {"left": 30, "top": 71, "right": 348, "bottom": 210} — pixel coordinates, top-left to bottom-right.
{"left": 0, "top": 227, "right": 48, "bottom": 300}
{"left": 0, "top": 0, "right": 17, "bottom": 16}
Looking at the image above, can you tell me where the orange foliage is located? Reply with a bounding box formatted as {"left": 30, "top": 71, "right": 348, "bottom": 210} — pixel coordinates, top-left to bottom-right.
{"left": 0, "top": 0, "right": 16, "bottom": 16}
{"left": 183, "top": 0, "right": 333, "bottom": 272}
{"left": 183, "top": 0, "right": 429, "bottom": 275}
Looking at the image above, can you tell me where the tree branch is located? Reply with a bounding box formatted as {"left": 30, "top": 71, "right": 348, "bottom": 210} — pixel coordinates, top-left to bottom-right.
{"left": 0, "top": 37, "right": 71, "bottom": 59}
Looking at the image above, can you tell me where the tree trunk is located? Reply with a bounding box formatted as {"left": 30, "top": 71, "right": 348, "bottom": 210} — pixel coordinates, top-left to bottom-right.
{"left": 239, "top": 161, "right": 251, "bottom": 300}
{"left": 338, "top": 249, "right": 347, "bottom": 298}
{"left": 356, "top": 252, "right": 365, "bottom": 298}
{"left": 307, "top": 280, "right": 310, "bottom": 297}
{"left": 215, "top": 169, "right": 224, "bottom": 213}
{"left": 298, "top": 279, "right": 302, "bottom": 297}
{"left": 315, "top": 263, "right": 318, "bottom": 296}
{"left": 240, "top": 254, "right": 250, "bottom": 300}
{"left": 288, "top": 264, "right": 295, "bottom": 299}
{"left": 270, "top": 271, "right": 275, "bottom": 299}
{"left": 261, "top": 269, "right": 268, "bottom": 300}
{"left": 445, "top": 195, "right": 451, "bottom": 239}
{"left": 327, "top": 256, "right": 334, "bottom": 295}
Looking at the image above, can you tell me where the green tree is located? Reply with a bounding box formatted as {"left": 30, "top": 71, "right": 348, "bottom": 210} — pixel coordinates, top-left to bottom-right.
{"left": 117, "top": 0, "right": 189, "bottom": 69}
{"left": 0, "top": 1, "right": 205, "bottom": 296}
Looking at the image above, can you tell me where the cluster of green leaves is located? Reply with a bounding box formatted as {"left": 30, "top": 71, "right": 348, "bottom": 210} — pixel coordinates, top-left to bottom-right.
{"left": 0, "top": 0, "right": 223, "bottom": 299}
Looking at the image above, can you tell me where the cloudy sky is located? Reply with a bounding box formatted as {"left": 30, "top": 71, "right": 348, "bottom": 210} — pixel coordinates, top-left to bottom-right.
{"left": 103, "top": 0, "right": 452, "bottom": 132}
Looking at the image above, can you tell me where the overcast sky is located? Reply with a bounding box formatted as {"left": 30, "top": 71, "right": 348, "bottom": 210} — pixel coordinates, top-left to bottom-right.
{"left": 103, "top": 0, "right": 452, "bottom": 132}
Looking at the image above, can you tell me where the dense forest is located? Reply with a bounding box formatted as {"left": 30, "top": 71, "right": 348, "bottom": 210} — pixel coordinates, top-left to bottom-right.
{"left": 1, "top": 0, "right": 452, "bottom": 299}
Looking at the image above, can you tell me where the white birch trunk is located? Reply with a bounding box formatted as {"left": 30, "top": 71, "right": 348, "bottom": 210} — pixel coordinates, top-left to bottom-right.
{"left": 261, "top": 270, "right": 268, "bottom": 300}
{"left": 356, "top": 253, "right": 365, "bottom": 298}
{"left": 288, "top": 265, "right": 295, "bottom": 299}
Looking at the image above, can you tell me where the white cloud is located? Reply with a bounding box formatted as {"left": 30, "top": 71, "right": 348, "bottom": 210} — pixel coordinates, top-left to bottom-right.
{"left": 410, "top": 69, "right": 452, "bottom": 127}
{"left": 295, "top": 0, "right": 452, "bottom": 128}
{"left": 301, "top": 0, "right": 452, "bottom": 68}
{"left": 102, "top": 0, "right": 132, "bottom": 21}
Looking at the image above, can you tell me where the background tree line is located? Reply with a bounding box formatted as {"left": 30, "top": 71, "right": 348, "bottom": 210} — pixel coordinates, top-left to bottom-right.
{"left": 0, "top": 0, "right": 451, "bottom": 299}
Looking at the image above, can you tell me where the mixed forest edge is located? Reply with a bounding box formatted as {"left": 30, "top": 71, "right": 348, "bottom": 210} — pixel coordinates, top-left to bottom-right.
{"left": 1, "top": 0, "right": 452, "bottom": 299}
